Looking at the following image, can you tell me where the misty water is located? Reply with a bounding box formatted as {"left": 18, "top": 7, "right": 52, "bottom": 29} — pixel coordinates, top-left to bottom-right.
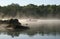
{"left": 0, "top": 19, "right": 60, "bottom": 39}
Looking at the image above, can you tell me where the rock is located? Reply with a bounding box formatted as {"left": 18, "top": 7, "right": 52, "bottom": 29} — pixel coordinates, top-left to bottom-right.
{"left": 6, "top": 19, "right": 29, "bottom": 29}
{"left": 0, "top": 19, "right": 29, "bottom": 30}
{"left": 9, "top": 19, "right": 21, "bottom": 25}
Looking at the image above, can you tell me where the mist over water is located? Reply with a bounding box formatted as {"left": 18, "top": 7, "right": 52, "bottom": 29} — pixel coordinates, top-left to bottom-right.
{"left": 18, "top": 19, "right": 60, "bottom": 26}
{"left": 0, "top": 18, "right": 60, "bottom": 39}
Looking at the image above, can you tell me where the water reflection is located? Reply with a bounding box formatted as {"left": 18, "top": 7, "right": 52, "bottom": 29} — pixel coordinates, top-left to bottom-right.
{"left": 0, "top": 23, "right": 60, "bottom": 38}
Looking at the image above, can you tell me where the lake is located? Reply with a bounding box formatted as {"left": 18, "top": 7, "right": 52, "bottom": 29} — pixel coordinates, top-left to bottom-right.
{"left": 0, "top": 19, "right": 60, "bottom": 39}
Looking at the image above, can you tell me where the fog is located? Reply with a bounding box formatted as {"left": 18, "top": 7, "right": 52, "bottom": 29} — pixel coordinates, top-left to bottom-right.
{"left": 1, "top": 18, "right": 60, "bottom": 27}
{"left": 19, "top": 19, "right": 60, "bottom": 23}
{"left": 18, "top": 19, "right": 60, "bottom": 27}
{"left": 0, "top": 18, "right": 60, "bottom": 35}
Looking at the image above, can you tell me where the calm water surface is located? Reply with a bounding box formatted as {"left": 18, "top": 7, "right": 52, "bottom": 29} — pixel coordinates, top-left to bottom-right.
{"left": 0, "top": 20, "right": 60, "bottom": 39}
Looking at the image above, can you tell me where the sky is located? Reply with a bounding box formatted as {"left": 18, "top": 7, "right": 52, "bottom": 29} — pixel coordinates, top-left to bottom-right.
{"left": 0, "top": 0, "right": 60, "bottom": 6}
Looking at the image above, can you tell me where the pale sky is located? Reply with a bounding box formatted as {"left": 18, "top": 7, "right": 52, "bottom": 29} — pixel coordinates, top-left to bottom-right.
{"left": 0, "top": 0, "right": 60, "bottom": 6}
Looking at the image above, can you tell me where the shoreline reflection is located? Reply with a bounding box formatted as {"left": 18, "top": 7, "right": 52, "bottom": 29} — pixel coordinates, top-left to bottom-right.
{"left": 0, "top": 23, "right": 60, "bottom": 38}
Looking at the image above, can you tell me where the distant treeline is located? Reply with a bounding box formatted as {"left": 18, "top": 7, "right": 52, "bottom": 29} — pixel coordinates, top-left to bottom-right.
{"left": 0, "top": 3, "right": 60, "bottom": 19}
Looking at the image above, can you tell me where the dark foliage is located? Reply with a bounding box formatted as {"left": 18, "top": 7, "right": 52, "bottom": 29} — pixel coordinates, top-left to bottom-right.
{"left": 0, "top": 4, "right": 60, "bottom": 18}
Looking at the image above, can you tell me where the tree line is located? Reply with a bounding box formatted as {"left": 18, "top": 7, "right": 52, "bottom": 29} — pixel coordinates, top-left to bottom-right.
{"left": 0, "top": 3, "right": 60, "bottom": 19}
